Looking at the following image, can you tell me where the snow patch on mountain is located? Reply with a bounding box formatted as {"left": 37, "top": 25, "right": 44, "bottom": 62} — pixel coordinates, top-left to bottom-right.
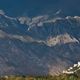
{"left": 46, "top": 33, "right": 79, "bottom": 47}
{"left": 18, "top": 15, "right": 80, "bottom": 31}
{"left": 0, "top": 10, "right": 16, "bottom": 20}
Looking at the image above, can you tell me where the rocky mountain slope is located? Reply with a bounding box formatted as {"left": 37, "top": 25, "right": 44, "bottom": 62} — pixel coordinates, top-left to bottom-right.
{"left": 1, "top": 62, "right": 80, "bottom": 80}
{"left": 0, "top": 10, "right": 80, "bottom": 76}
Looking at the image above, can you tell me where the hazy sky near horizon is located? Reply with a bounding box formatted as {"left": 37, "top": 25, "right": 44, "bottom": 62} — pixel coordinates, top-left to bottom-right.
{"left": 0, "top": 0, "right": 80, "bottom": 17}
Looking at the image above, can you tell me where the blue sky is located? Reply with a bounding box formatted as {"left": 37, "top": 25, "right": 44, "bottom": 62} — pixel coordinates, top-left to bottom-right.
{"left": 0, "top": 0, "right": 80, "bottom": 17}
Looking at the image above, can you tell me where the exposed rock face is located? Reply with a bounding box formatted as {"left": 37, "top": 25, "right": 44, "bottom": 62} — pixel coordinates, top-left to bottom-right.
{"left": 46, "top": 33, "right": 79, "bottom": 47}
{"left": 0, "top": 10, "right": 80, "bottom": 76}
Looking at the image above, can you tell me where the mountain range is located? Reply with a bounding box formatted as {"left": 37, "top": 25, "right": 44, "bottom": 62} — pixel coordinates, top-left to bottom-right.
{"left": 0, "top": 10, "right": 80, "bottom": 76}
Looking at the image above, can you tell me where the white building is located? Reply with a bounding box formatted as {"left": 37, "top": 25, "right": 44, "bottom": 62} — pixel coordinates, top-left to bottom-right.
{"left": 73, "top": 64, "right": 77, "bottom": 67}
{"left": 69, "top": 67, "right": 73, "bottom": 70}
{"left": 78, "top": 62, "right": 80, "bottom": 67}
{"left": 63, "top": 70, "right": 74, "bottom": 74}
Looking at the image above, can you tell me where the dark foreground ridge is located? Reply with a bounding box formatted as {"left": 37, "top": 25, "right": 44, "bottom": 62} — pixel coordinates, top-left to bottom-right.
{"left": 0, "top": 73, "right": 80, "bottom": 80}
